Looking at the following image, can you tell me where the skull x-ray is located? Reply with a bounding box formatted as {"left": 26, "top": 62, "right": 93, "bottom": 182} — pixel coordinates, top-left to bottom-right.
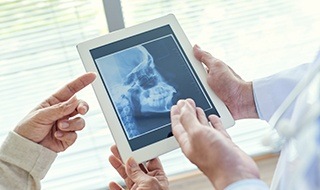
{"left": 95, "top": 34, "right": 217, "bottom": 146}
{"left": 96, "top": 44, "right": 177, "bottom": 139}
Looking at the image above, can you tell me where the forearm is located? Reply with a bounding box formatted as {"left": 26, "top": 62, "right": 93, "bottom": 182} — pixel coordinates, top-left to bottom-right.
{"left": 0, "top": 131, "right": 57, "bottom": 190}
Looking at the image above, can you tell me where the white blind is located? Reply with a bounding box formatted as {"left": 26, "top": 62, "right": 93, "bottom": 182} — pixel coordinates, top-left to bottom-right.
{"left": 121, "top": 0, "right": 320, "bottom": 79}
{"left": 1, "top": 0, "right": 320, "bottom": 189}
{"left": 119, "top": 0, "right": 320, "bottom": 178}
{"left": 0, "top": 0, "right": 112, "bottom": 189}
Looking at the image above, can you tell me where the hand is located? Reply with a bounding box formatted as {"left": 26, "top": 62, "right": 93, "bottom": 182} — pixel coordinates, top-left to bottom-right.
{"left": 171, "top": 99, "right": 260, "bottom": 190}
{"left": 193, "top": 45, "right": 258, "bottom": 119}
{"left": 109, "top": 145, "right": 169, "bottom": 190}
{"left": 14, "top": 72, "right": 96, "bottom": 153}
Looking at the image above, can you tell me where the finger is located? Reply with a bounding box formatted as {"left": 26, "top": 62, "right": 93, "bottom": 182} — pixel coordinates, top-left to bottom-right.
{"left": 196, "top": 107, "right": 208, "bottom": 125}
{"left": 193, "top": 45, "right": 220, "bottom": 72}
{"left": 69, "top": 99, "right": 89, "bottom": 117}
{"left": 185, "top": 98, "right": 196, "bottom": 108}
{"left": 47, "top": 72, "right": 96, "bottom": 105}
{"left": 111, "top": 145, "right": 122, "bottom": 161}
{"left": 126, "top": 157, "right": 150, "bottom": 184}
{"left": 77, "top": 99, "right": 89, "bottom": 115}
{"left": 54, "top": 131, "right": 77, "bottom": 147}
{"left": 57, "top": 117, "right": 85, "bottom": 132}
{"left": 170, "top": 105, "right": 180, "bottom": 129}
{"left": 109, "top": 182, "right": 125, "bottom": 190}
{"left": 109, "top": 155, "right": 127, "bottom": 179}
{"left": 171, "top": 122, "right": 189, "bottom": 147}
{"left": 179, "top": 101, "right": 201, "bottom": 133}
{"left": 39, "top": 96, "right": 79, "bottom": 122}
{"left": 208, "top": 115, "right": 230, "bottom": 139}
{"left": 146, "top": 157, "right": 164, "bottom": 172}
{"left": 110, "top": 146, "right": 135, "bottom": 187}
{"left": 171, "top": 105, "right": 189, "bottom": 145}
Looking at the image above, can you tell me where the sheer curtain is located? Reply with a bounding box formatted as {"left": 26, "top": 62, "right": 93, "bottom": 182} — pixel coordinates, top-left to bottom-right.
{"left": 119, "top": 0, "right": 320, "bottom": 180}
{"left": 0, "top": 0, "right": 111, "bottom": 189}
{"left": 1, "top": 0, "right": 320, "bottom": 189}
{"left": 120, "top": 0, "right": 320, "bottom": 79}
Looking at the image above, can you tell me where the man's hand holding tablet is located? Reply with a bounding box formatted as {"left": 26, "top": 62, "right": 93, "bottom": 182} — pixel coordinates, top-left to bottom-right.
{"left": 77, "top": 14, "right": 234, "bottom": 164}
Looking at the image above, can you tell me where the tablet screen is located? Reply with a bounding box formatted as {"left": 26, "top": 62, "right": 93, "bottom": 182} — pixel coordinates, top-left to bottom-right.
{"left": 90, "top": 25, "right": 219, "bottom": 151}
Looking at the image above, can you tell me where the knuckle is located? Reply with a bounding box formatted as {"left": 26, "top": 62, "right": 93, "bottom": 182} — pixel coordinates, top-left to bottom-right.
{"left": 57, "top": 102, "right": 68, "bottom": 113}
{"left": 213, "top": 59, "right": 225, "bottom": 69}
{"left": 146, "top": 177, "right": 158, "bottom": 185}
{"left": 191, "top": 129, "right": 203, "bottom": 140}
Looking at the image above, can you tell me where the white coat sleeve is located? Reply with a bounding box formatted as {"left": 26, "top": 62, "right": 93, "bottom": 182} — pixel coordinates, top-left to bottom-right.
{"left": 225, "top": 179, "right": 269, "bottom": 190}
{"left": 0, "top": 131, "right": 57, "bottom": 190}
{"left": 252, "top": 63, "right": 309, "bottom": 121}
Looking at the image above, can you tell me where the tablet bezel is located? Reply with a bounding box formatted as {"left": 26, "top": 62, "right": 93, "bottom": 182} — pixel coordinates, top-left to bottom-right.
{"left": 77, "top": 14, "right": 235, "bottom": 164}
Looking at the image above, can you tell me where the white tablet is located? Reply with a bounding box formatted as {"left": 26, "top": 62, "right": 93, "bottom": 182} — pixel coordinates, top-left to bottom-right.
{"left": 77, "top": 14, "right": 234, "bottom": 164}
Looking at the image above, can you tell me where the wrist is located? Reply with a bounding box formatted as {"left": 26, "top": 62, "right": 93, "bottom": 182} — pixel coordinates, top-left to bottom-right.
{"left": 242, "top": 81, "right": 258, "bottom": 118}
{"left": 14, "top": 127, "right": 30, "bottom": 141}
{"left": 233, "top": 81, "right": 258, "bottom": 119}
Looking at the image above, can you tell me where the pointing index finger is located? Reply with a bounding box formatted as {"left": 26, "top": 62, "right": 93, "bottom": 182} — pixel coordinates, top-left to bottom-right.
{"left": 48, "top": 72, "right": 96, "bottom": 105}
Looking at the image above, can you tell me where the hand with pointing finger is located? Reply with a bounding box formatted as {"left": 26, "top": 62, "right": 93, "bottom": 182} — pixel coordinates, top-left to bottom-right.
{"left": 14, "top": 72, "right": 96, "bottom": 153}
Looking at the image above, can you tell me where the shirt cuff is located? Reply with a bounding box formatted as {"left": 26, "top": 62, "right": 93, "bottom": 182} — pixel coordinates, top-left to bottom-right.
{"left": 0, "top": 131, "right": 57, "bottom": 179}
{"left": 252, "top": 63, "right": 308, "bottom": 121}
{"left": 225, "top": 179, "right": 269, "bottom": 190}
{"left": 252, "top": 79, "right": 275, "bottom": 121}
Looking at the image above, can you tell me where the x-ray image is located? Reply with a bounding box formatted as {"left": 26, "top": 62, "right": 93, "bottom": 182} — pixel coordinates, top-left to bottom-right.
{"left": 96, "top": 43, "right": 177, "bottom": 139}
{"left": 95, "top": 35, "right": 214, "bottom": 141}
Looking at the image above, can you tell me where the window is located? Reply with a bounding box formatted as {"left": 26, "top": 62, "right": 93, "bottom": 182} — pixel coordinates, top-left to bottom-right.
{"left": 117, "top": 0, "right": 320, "bottom": 179}
{"left": 1, "top": 0, "right": 319, "bottom": 189}
{"left": 0, "top": 0, "right": 110, "bottom": 189}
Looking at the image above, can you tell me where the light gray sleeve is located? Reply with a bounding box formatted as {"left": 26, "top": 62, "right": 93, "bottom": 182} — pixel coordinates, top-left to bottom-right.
{"left": 0, "top": 131, "right": 57, "bottom": 190}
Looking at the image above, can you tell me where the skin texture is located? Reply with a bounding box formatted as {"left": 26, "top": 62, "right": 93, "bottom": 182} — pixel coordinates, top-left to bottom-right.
{"left": 14, "top": 72, "right": 96, "bottom": 153}
{"left": 171, "top": 99, "right": 260, "bottom": 190}
{"left": 108, "top": 145, "right": 169, "bottom": 190}
{"left": 108, "top": 45, "right": 260, "bottom": 189}
{"left": 193, "top": 44, "right": 258, "bottom": 119}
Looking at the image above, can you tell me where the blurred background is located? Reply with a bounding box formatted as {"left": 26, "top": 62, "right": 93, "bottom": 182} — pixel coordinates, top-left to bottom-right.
{"left": 1, "top": 0, "right": 319, "bottom": 189}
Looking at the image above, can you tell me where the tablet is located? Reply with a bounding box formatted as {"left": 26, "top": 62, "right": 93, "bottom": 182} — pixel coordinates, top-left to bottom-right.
{"left": 77, "top": 14, "right": 234, "bottom": 164}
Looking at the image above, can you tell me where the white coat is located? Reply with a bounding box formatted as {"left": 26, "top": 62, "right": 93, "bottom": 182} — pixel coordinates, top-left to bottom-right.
{"left": 226, "top": 53, "right": 320, "bottom": 190}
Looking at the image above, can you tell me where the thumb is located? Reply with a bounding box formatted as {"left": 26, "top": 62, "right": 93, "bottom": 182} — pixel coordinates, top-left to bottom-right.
{"left": 208, "top": 115, "right": 231, "bottom": 139}
{"left": 193, "top": 45, "right": 218, "bottom": 70}
{"left": 109, "top": 182, "right": 125, "bottom": 190}
{"left": 126, "top": 157, "right": 149, "bottom": 184}
{"left": 39, "top": 96, "right": 79, "bottom": 122}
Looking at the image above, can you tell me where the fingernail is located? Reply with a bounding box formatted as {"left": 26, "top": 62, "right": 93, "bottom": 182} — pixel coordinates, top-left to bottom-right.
{"left": 181, "top": 101, "right": 189, "bottom": 112}
{"left": 79, "top": 105, "right": 88, "bottom": 114}
{"left": 61, "top": 121, "right": 69, "bottom": 129}
{"left": 194, "top": 44, "right": 201, "bottom": 50}
{"left": 55, "top": 131, "right": 63, "bottom": 138}
{"left": 171, "top": 105, "right": 180, "bottom": 114}
{"left": 177, "top": 99, "right": 186, "bottom": 107}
